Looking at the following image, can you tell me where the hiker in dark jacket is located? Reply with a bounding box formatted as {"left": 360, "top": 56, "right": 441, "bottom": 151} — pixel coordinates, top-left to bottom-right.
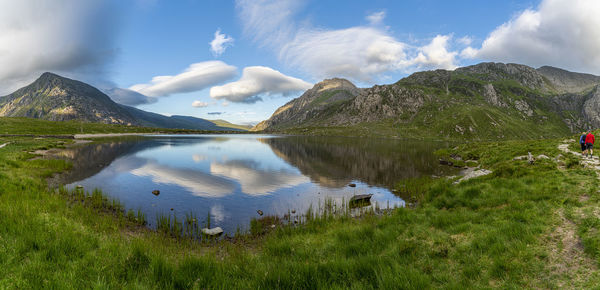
{"left": 580, "top": 132, "right": 588, "bottom": 156}
{"left": 585, "top": 131, "right": 595, "bottom": 158}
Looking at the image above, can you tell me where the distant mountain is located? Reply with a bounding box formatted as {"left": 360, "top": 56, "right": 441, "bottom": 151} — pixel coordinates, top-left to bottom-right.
{"left": 252, "top": 62, "right": 600, "bottom": 140}
{"left": 0, "top": 73, "right": 247, "bottom": 131}
{"left": 208, "top": 119, "right": 252, "bottom": 131}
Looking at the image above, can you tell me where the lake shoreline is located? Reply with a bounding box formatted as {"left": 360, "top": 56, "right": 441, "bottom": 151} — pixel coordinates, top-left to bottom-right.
{"left": 2, "top": 123, "right": 599, "bottom": 287}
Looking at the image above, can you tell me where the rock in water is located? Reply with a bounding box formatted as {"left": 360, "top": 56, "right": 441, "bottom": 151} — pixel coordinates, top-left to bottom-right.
{"left": 257, "top": 210, "right": 263, "bottom": 216}
{"left": 349, "top": 194, "right": 373, "bottom": 203}
{"left": 349, "top": 194, "right": 373, "bottom": 208}
{"left": 348, "top": 183, "right": 357, "bottom": 187}
{"left": 202, "top": 227, "right": 223, "bottom": 236}
{"left": 152, "top": 190, "right": 160, "bottom": 196}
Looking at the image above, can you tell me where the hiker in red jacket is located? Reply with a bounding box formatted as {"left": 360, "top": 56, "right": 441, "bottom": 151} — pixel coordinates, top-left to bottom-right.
{"left": 585, "top": 130, "right": 595, "bottom": 158}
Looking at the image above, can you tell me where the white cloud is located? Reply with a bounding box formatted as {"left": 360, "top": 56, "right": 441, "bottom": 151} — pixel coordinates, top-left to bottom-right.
{"left": 409, "top": 35, "right": 458, "bottom": 70}
{"left": 457, "top": 36, "right": 473, "bottom": 46}
{"left": 236, "top": 0, "right": 460, "bottom": 83}
{"left": 105, "top": 88, "right": 157, "bottom": 106}
{"left": 467, "top": 0, "right": 600, "bottom": 74}
{"left": 210, "top": 29, "right": 234, "bottom": 57}
{"left": 366, "top": 11, "right": 386, "bottom": 26}
{"left": 210, "top": 66, "right": 312, "bottom": 103}
{"left": 191, "top": 101, "right": 210, "bottom": 108}
{"left": 129, "top": 61, "right": 237, "bottom": 97}
{"left": 460, "top": 47, "right": 478, "bottom": 59}
{"left": 0, "top": 0, "right": 121, "bottom": 94}
{"left": 235, "top": 0, "right": 300, "bottom": 48}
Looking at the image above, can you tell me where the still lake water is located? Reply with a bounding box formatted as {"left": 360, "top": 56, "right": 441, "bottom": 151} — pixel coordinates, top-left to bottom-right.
{"left": 63, "top": 135, "right": 454, "bottom": 235}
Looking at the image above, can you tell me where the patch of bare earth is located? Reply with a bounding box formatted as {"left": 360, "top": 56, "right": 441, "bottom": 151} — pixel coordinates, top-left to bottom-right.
{"left": 545, "top": 208, "right": 596, "bottom": 288}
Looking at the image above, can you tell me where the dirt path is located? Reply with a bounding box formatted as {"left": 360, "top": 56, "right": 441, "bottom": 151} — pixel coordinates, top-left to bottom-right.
{"left": 558, "top": 139, "right": 600, "bottom": 170}
{"left": 544, "top": 140, "right": 600, "bottom": 287}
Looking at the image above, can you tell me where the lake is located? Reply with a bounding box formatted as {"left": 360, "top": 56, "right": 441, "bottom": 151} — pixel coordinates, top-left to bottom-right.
{"left": 61, "top": 135, "right": 454, "bottom": 235}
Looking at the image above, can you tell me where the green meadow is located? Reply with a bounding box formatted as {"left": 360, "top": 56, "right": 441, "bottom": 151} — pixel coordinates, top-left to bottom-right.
{"left": 1, "top": 117, "right": 599, "bottom": 288}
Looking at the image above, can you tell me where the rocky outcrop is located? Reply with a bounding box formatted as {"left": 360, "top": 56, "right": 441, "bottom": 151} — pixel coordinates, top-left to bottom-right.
{"left": 537, "top": 66, "right": 600, "bottom": 94}
{"left": 582, "top": 87, "right": 600, "bottom": 128}
{"left": 483, "top": 84, "right": 507, "bottom": 107}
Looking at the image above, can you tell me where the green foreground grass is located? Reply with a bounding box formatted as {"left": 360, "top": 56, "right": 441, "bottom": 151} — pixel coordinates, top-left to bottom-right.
{"left": 2, "top": 124, "right": 600, "bottom": 287}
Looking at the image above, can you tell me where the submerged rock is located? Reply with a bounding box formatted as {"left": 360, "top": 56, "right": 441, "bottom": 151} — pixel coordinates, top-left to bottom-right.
{"left": 349, "top": 194, "right": 373, "bottom": 203}
{"left": 201, "top": 227, "right": 223, "bottom": 236}
{"left": 152, "top": 190, "right": 160, "bottom": 196}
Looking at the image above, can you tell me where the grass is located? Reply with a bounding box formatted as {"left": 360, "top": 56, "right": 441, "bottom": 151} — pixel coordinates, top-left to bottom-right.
{"left": 2, "top": 122, "right": 600, "bottom": 287}
{"left": 0, "top": 117, "right": 219, "bottom": 135}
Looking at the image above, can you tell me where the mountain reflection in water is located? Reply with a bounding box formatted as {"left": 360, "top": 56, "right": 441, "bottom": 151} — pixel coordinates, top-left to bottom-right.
{"left": 63, "top": 135, "right": 451, "bottom": 234}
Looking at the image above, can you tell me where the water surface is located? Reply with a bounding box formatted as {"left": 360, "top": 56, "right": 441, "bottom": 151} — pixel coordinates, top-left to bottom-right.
{"left": 64, "top": 135, "right": 453, "bottom": 234}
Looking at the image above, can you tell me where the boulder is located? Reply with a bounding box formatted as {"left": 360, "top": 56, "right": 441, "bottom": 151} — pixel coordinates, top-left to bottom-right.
{"left": 152, "top": 190, "right": 160, "bottom": 196}
{"left": 536, "top": 154, "right": 550, "bottom": 159}
{"left": 257, "top": 210, "right": 263, "bottom": 216}
{"left": 454, "top": 169, "right": 492, "bottom": 184}
{"left": 201, "top": 227, "right": 223, "bottom": 236}
{"left": 348, "top": 183, "right": 357, "bottom": 187}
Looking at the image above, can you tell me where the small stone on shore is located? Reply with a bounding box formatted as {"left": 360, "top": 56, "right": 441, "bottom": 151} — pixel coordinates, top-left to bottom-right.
{"left": 202, "top": 227, "right": 223, "bottom": 236}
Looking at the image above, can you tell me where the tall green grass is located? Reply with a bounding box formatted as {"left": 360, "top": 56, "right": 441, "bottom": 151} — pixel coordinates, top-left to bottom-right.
{"left": 1, "top": 134, "right": 600, "bottom": 287}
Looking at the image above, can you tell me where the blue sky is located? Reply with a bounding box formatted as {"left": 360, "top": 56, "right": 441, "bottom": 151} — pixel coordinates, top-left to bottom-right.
{"left": 1, "top": 0, "right": 599, "bottom": 125}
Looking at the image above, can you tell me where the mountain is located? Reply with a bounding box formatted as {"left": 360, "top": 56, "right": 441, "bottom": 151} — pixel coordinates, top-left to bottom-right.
{"left": 0, "top": 73, "right": 246, "bottom": 131}
{"left": 252, "top": 62, "right": 600, "bottom": 140}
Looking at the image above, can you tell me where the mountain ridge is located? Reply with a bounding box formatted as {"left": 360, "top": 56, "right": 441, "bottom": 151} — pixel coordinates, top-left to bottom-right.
{"left": 0, "top": 73, "right": 247, "bottom": 131}
{"left": 252, "top": 62, "right": 600, "bottom": 140}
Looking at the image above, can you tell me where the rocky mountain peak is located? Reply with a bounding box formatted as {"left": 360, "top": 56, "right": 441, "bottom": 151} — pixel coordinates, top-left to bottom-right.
{"left": 312, "top": 78, "right": 357, "bottom": 92}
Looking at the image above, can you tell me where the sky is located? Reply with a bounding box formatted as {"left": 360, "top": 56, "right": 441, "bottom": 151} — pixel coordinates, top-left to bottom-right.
{"left": 1, "top": 0, "right": 600, "bottom": 125}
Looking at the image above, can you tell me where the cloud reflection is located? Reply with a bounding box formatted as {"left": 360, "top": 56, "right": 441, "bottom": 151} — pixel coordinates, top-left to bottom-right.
{"left": 131, "top": 160, "right": 236, "bottom": 197}
{"left": 210, "top": 160, "right": 309, "bottom": 195}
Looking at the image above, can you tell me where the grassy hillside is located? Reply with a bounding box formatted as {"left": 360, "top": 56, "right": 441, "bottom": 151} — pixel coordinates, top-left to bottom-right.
{"left": 0, "top": 117, "right": 214, "bottom": 135}
{"left": 208, "top": 119, "right": 251, "bottom": 131}
{"left": 2, "top": 127, "right": 600, "bottom": 287}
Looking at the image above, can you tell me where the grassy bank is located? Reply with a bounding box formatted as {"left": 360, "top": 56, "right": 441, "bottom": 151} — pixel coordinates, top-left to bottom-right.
{"left": 1, "top": 128, "right": 600, "bottom": 287}
{"left": 0, "top": 117, "right": 224, "bottom": 135}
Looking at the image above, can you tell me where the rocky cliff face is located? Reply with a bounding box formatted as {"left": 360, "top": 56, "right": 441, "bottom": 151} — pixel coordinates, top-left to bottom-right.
{"left": 254, "top": 62, "right": 600, "bottom": 140}
{"left": 0, "top": 73, "right": 246, "bottom": 131}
